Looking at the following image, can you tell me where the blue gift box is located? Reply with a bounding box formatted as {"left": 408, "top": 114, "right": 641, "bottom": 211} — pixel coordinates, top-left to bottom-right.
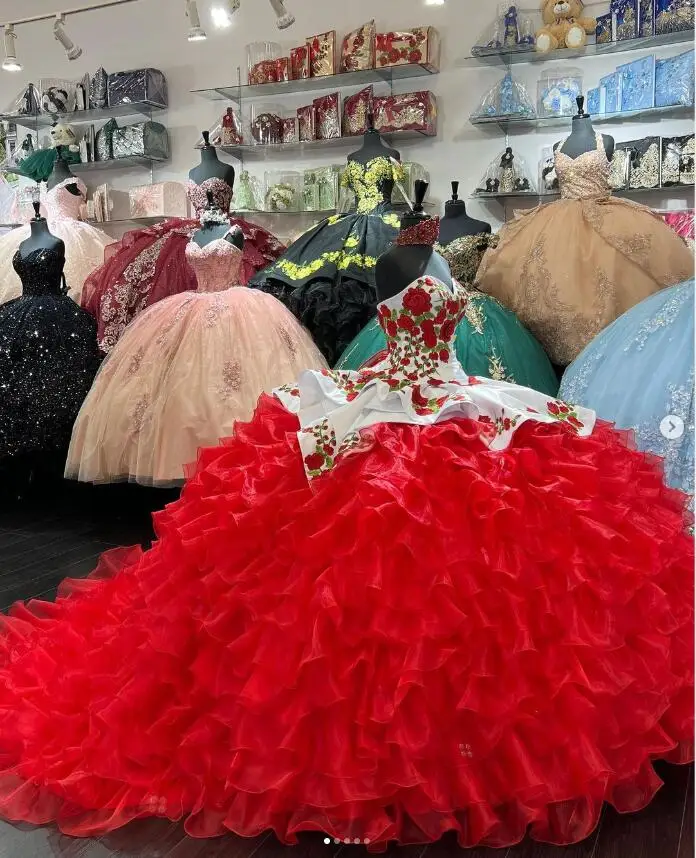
{"left": 655, "top": 49, "right": 695, "bottom": 106}
{"left": 639, "top": 0, "right": 655, "bottom": 34}
{"left": 655, "top": 0, "right": 695, "bottom": 33}
{"left": 587, "top": 87, "right": 602, "bottom": 114}
{"left": 600, "top": 72, "right": 623, "bottom": 113}
{"left": 612, "top": 0, "right": 639, "bottom": 39}
{"left": 618, "top": 55, "right": 655, "bottom": 112}
{"left": 596, "top": 12, "right": 614, "bottom": 42}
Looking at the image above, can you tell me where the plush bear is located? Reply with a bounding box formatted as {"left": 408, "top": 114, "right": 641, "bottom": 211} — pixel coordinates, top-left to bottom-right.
{"left": 535, "top": 0, "right": 596, "bottom": 53}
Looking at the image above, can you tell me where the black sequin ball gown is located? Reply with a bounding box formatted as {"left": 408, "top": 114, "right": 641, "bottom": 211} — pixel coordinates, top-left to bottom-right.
{"left": 249, "top": 156, "right": 403, "bottom": 365}
{"left": 0, "top": 247, "right": 101, "bottom": 462}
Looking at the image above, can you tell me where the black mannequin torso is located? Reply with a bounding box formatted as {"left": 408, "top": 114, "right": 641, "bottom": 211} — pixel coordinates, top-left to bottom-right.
{"left": 189, "top": 131, "right": 236, "bottom": 187}
{"left": 557, "top": 96, "right": 614, "bottom": 160}
{"left": 47, "top": 148, "right": 81, "bottom": 193}
{"left": 439, "top": 182, "right": 491, "bottom": 244}
{"left": 19, "top": 201, "right": 65, "bottom": 257}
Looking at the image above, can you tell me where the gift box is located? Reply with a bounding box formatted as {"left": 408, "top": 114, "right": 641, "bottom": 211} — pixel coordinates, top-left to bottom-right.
{"left": 608, "top": 146, "right": 630, "bottom": 189}
{"left": 249, "top": 61, "right": 278, "bottom": 85}
{"left": 611, "top": 0, "right": 638, "bottom": 39}
{"left": 587, "top": 87, "right": 602, "bottom": 115}
{"left": 342, "top": 85, "right": 373, "bottom": 136}
{"left": 307, "top": 31, "right": 336, "bottom": 78}
{"left": 639, "top": 0, "right": 655, "bottom": 34}
{"left": 112, "top": 121, "right": 169, "bottom": 160}
{"left": 282, "top": 118, "right": 297, "bottom": 144}
{"left": 89, "top": 67, "right": 109, "bottom": 109}
{"left": 341, "top": 20, "right": 376, "bottom": 72}
{"left": 264, "top": 171, "right": 301, "bottom": 212}
{"left": 313, "top": 93, "right": 340, "bottom": 140}
{"left": 625, "top": 136, "right": 661, "bottom": 189}
{"left": 596, "top": 12, "right": 614, "bottom": 41}
{"left": 107, "top": 68, "right": 167, "bottom": 108}
{"left": 618, "top": 55, "right": 655, "bottom": 112}
{"left": 661, "top": 134, "right": 689, "bottom": 184}
{"left": 275, "top": 57, "right": 290, "bottom": 83}
{"left": 221, "top": 107, "right": 243, "bottom": 146}
{"left": 655, "top": 49, "right": 695, "bottom": 107}
{"left": 297, "top": 105, "right": 315, "bottom": 142}
{"left": 373, "top": 91, "right": 437, "bottom": 136}
{"left": 39, "top": 78, "right": 75, "bottom": 114}
{"left": 537, "top": 69, "right": 583, "bottom": 117}
{"left": 679, "top": 133, "right": 695, "bottom": 184}
{"left": 303, "top": 165, "right": 341, "bottom": 211}
{"left": 129, "top": 181, "right": 188, "bottom": 219}
{"left": 599, "top": 72, "right": 622, "bottom": 114}
{"left": 655, "top": 0, "right": 694, "bottom": 33}
{"left": 290, "top": 45, "right": 310, "bottom": 80}
{"left": 94, "top": 118, "right": 118, "bottom": 161}
{"left": 375, "top": 27, "right": 440, "bottom": 73}
{"left": 250, "top": 109, "right": 283, "bottom": 145}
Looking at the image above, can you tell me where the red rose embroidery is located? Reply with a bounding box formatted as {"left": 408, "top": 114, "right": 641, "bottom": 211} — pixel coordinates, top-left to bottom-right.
{"left": 323, "top": 444, "right": 334, "bottom": 454}
{"left": 558, "top": 403, "right": 570, "bottom": 414}
{"left": 388, "top": 48, "right": 400, "bottom": 63}
{"left": 398, "top": 314, "right": 416, "bottom": 331}
{"left": 412, "top": 388, "right": 429, "bottom": 408}
{"left": 304, "top": 452, "right": 325, "bottom": 471}
{"left": 385, "top": 320, "right": 398, "bottom": 337}
{"left": 409, "top": 49, "right": 422, "bottom": 63}
{"left": 346, "top": 392, "right": 359, "bottom": 402}
{"left": 291, "top": 388, "right": 300, "bottom": 396}
{"left": 478, "top": 415, "right": 493, "bottom": 424}
{"left": 467, "top": 376, "right": 481, "bottom": 385}
{"left": 438, "top": 349, "right": 450, "bottom": 362}
{"left": 502, "top": 417, "right": 512, "bottom": 431}
{"left": 434, "top": 308, "right": 447, "bottom": 325}
{"left": 421, "top": 320, "right": 437, "bottom": 349}
{"left": 378, "top": 305, "right": 390, "bottom": 320}
{"left": 400, "top": 357, "right": 410, "bottom": 366}
{"left": 440, "top": 320, "right": 456, "bottom": 341}
{"left": 547, "top": 401, "right": 560, "bottom": 415}
{"left": 387, "top": 378, "right": 400, "bottom": 389}
{"left": 446, "top": 300, "right": 460, "bottom": 316}
{"left": 568, "top": 415, "right": 583, "bottom": 429}
{"left": 407, "top": 372, "right": 419, "bottom": 381}
{"left": 403, "top": 286, "right": 432, "bottom": 316}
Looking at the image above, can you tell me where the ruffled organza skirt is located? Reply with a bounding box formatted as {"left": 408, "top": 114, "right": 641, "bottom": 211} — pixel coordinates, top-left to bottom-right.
{"left": 80, "top": 217, "right": 285, "bottom": 353}
{"left": 476, "top": 196, "right": 694, "bottom": 366}
{"left": 65, "top": 291, "right": 326, "bottom": 486}
{"left": 0, "top": 220, "right": 111, "bottom": 305}
{"left": 3, "top": 396, "right": 693, "bottom": 848}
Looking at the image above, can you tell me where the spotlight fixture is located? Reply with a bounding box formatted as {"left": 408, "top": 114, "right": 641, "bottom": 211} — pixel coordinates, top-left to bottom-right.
{"left": 54, "top": 15, "right": 82, "bottom": 61}
{"left": 2, "top": 24, "right": 22, "bottom": 72}
{"left": 268, "top": 0, "right": 295, "bottom": 30}
{"left": 186, "top": 0, "right": 207, "bottom": 40}
{"left": 211, "top": 0, "right": 239, "bottom": 28}
{"left": 425, "top": 0, "right": 446, "bottom": 5}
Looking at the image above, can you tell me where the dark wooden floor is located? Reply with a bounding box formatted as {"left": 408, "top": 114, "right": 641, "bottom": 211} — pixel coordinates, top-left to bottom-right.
{"left": 0, "top": 475, "right": 692, "bottom": 858}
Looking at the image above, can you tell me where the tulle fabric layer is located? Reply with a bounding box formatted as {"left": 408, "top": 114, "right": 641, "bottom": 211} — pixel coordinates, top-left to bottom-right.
{"left": 2, "top": 396, "right": 693, "bottom": 848}
{"left": 475, "top": 197, "right": 695, "bottom": 365}
{"left": 80, "top": 217, "right": 286, "bottom": 353}
{"left": 0, "top": 221, "right": 111, "bottom": 305}
{"left": 65, "top": 292, "right": 326, "bottom": 486}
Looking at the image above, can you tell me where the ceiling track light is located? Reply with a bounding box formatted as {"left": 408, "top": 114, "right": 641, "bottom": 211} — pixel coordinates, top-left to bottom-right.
{"left": 186, "top": 0, "right": 207, "bottom": 40}
{"left": 54, "top": 14, "right": 82, "bottom": 61}
{"left": 268, "top": 0, "right": 294, "bottom": 30}
{"left": 211, "top": 0, "right": 239, "bottom": 28}
{"left": 2, "top": 24, "right": 22, "bottom": 72}
{"left": 425, "top": 0, "right": 446, "bottom": 5}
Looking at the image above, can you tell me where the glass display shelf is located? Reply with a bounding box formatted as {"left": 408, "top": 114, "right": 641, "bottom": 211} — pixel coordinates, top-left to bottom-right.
{"left": 86, "top": 216, "right": 170, "bottom": 226}
{"left": 192, "top": 63, "right": 437, "bottom": 103}
{"left": 0, "top": 102, "right": 166, "bottom": 129}
{"left": 472, "top": 184, "right": 695, "bottom": 201}
{"left": 463, "top": 29, "right": 694, "bottom": 67}
{"left": 0, "top": 222, "right": 20, "bottom": 229}
{"left": 72, "top": 155, "right": 168, "bottom": 172}
{"left": 471, "top": 103, "right": 694, "bottom": 129}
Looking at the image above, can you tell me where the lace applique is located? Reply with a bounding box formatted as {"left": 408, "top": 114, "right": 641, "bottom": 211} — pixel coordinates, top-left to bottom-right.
{"left": 127, "top": 347, "right": 145, "bottom": 376}
{"left": 434, "top": 233, "right": 500, "bottom": 286}
{"left": 185, "top": 235, "right": 245, "bottom": 294}
{"left": 40, "top": 177, "right": 88, "bottom": 222}
{"left": 131, "top": 396, "right": 149, "bottom": 434}
{"left": 217, "top": 360, "right": 242, "bottom": 401}
{"left": 341, "top": 156, "right": 405, "bottom": 214}
{"left": 186, "top": 178, "right": 233, "bottom": 217}
{"left": 555, "top": 133, "right": 611, "bottom": 201}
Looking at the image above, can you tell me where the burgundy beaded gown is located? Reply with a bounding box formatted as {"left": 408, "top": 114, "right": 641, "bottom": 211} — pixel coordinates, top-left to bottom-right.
{"left": 80, "top": 179, "right": 286, "bottom": 352}
{"left": 0, "top": 272, "right": 691, "bottom": 850}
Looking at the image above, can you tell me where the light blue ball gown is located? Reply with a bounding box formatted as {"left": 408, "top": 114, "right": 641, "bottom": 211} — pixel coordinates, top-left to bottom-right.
{"left": 560, "top": 280, "right": 694, "bottom": 500}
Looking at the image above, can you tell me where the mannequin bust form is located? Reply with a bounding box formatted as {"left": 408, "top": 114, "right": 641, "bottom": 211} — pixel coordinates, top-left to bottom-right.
{"left": 46, "top": 147, "right": 81, "bottom": 194}
{"left": 18, "top": 201, "right": 65, "bottom": 258}
{"left": 189, "top": 131, "right": 236, "bottom": 187}
{"left": 375, "top": 181, "right": 452, "bottom": 302}
{"left": 192, "top": 191, "right": 244, "bottom": 249}
{"left": 557, "top": 96, "right": 614, "bottom": 160}
{"left": 439, "top": 182, "right": 492, "bottom": 244}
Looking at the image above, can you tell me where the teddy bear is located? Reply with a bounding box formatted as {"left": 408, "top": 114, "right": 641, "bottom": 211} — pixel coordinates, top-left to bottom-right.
{"left": 535, "top": 0, "right": 596, "bottom": 53}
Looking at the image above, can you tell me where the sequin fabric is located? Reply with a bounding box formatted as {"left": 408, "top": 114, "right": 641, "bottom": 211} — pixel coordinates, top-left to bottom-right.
{"left": 184, "top": 234, "right": 245, "bottom": 293}
{"left": 0, "top": 247, "right": 100, "bottom": 460}
{"left": 555, "top": 133, "right": 611, "bottom": 200}
{"left": 434, "top": 234, "right": 500, "bottom": 286}
{"left": 186, "top": 178, "right": 233, "bottom": 217}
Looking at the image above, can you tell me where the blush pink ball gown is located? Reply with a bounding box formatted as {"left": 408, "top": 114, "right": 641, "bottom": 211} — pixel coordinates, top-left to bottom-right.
{"left": 65, "top": 228, "right": 326, "bottom": 486}
{"left": 0, "top": 178, "right": 111, "bottom": 305}
{"left": 80, "top": 178, "right": 286, "bottom": 353}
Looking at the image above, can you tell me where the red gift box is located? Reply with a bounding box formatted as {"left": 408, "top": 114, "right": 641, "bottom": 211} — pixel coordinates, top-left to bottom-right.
{"left": 342, "top": 85, "right": 373, "bottom": 136}
{"left": 375, "top": 27, "right": 440, "bottom": 73}
{"left": 297, "top": 105, "right": 315, "bottom": 142}
{"left": 340, "top": 19, "right": 376, "bottom": 72}
{"left": 275, "top": 57, "right": 290, "bottom": 83}
{"left": 290, "top": 45, "right": 310, "bottom": 80}
{"left": 248, "top": 60, "right": 277, "bottom": 85}
{"left": 313, "top": 93, "right": 340, "bottom": 140}
{"left": 373, "top": 91, "right": 437, "bottom": 136}
{"left": 307, "top": 30, "right": 336, "bottom": 78}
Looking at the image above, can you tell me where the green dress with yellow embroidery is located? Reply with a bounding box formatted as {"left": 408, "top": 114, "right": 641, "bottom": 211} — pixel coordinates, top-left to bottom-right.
{"left": 249, "top": 156, "right": 403, "bottom": 365}
{"left": 335, "top": 233, "right": 559, "bottom": 395}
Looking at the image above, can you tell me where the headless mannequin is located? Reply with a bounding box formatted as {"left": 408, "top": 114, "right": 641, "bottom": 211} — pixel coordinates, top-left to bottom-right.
{"left": 375, "top": 181, "right": 453, "bottom": 302}
{"left": 189, "top": 131, "right": 236, "bottom": 187}
{"left": 18, "top": 201, "right": 65, "bottom": 258}
{"left": 557, "top": 96, "right": 614, "bottom": 160}
{"left": 46, "top": 147, "right": 81, "bottom": 195}
{"left": 439, "top": 182, "right": 492, "bottom": 244}
{"left": 192, "top": 190, "right": 244, "bottom": 249}
{"left": 347, "top": 115, "right": 400, "bottom": 208}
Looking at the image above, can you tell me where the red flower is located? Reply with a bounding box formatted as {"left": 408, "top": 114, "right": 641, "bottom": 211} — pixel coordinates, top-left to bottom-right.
{"left": 422, "top": 327, "right": 437, "bottom": 349}
{"left": 478, "top": 415, "right": 493, "bottom": 424}
{"left": 403, "top": 286, "right": 432, "bottom": 316}
{"left": 387, "top": 377, "right": 400, "bottom": 389}
{"left": 547, "top": 401, "right": 560, "bottom": 415}
{"left": 430, "top": 378, "right": 444, "bottom": 386}
{"left": 439, "top": 349, "right": 450, "bottom": 362}
{"left": 467, "top": 376, "right": 481, "bottom": 385}
{"left": 557, "top": 402, "right": 570, "bottom": 414}
{"left": 409, "top": 49, "right": 422, "bottom": 63}
{"left": 323, "top": 444, "right": 334, "bottom": 454}
{"left": 290, "top": 388, "right": 300, "bottom": 396}
{"left": 423, "top": 277, "right": 434, "bottom": 286}
{"left": 502, "top": 417, "right": 512, "bottom": 431}
{"left": 434, "top": 308, "right": 447, "bottom": 325}
{"left": 378, "top": 304, "right": 391, "bottom": 320}
{"left": 346, "top": 392, "right": 359, "bottom": 402}
{"left": 412, "top": 387, "right": 430, "bottom": 408}
{"left": 398, "top": 314, "right": 416, "bottom": 331}
{"left": 304, "top": 452, "right": 325, "bottom": 471}
{"left": 388, "top": 48, "right": 400, "bottom": 63}
{"left": 440, "top": 319, "right": 456, "bottom": 341}
{"left": 354, "top": 35, "right": 365, "bottom": 46}
{"left": 385, "top": 320, "right": 398, "bottom": 337}
{"left": 407, "top": 372, "right": 419, "bottom": 381}
{"left": 568, "top": 415, "right": 583, "bottom": 429}
{"left": 446, "top": 299, "right": 460, "bottom": 316}
{"left": 400, "top": 357, "right": 410, "bottom": 366}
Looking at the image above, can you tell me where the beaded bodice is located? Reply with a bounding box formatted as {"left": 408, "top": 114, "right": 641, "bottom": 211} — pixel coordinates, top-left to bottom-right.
{"left": 12, "top": 247, "right": 66, "bottom": 297}
{"left": 555, "top": 133, "right": 611, "bottom": 201}
{"left": 342, "top": 156, "right": 405, "bottom": 214}
{"left": 40, "top": 177, "right": 87, "bottom": 222}
{"left": 184, "top": 234, "right": 244, "bottom": 293}
{"left": 434, "top": 233, "right": 500, "bottom": 285}
{"left": 186, "top": 178, "right": 233, "bottom": 217}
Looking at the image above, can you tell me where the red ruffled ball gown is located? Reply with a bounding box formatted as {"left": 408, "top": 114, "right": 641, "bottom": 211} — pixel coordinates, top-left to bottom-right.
{"left": 80, "top": 178, "right": 286, "bottom": 352}
{"left": 0, "top": 276, "right": 692, "bottom": 850}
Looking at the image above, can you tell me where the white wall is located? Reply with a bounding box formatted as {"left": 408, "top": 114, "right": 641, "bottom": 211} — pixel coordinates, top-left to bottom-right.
{"left": 0, "top": 0, "right": 692, "bottom": 239}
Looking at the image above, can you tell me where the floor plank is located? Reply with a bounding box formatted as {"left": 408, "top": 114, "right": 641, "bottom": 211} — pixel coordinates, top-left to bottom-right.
{"left": 677, "top": 766, "right": 694, "bottom": 858}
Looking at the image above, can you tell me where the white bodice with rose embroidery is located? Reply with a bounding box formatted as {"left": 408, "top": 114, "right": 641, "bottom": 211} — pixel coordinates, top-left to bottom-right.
{"left": 275, "top": 276, "right": 596, "bottom": 480}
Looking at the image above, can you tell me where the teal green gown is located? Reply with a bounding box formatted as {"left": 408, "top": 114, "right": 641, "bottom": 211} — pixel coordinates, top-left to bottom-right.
{"left": 335, "top": 234, "right": 559, "bottom": 396}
